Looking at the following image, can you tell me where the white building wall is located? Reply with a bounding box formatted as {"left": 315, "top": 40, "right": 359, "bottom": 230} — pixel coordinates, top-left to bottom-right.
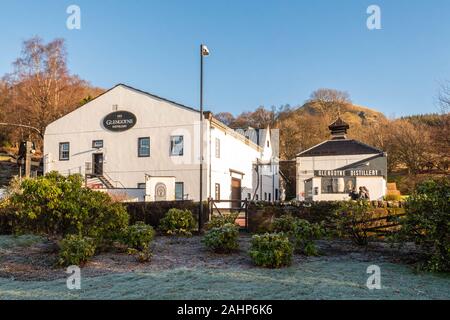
{"left": 209, "top": 126, "right": 259, "bottom": 204}
{"left": 44, "top": 85, "right": 208, "bottom": 200}
{"left": 304, "top": 176, "right": 386, "bottom": 201}
{"left": 355, "top": 177, "right": 387, "bottom": 201}
{"left": 296, "top": 154, "right": 381, "bottom": 201}
{"left": 44, "top": 84, "right": 278, "bottom": 203}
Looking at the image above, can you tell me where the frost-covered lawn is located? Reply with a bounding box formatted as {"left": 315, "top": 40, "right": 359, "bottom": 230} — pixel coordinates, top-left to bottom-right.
{"left": 0, "top": 235, "right": 449, "bottom": 300}
{"left": 0, "top": 234, "right": 45, "bottom": 251}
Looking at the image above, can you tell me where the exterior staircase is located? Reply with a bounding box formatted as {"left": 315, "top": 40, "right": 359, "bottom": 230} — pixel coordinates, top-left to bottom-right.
{"left": 85, "top": 161, "right": 124, "bottom": 190}
{"left": 86, "top": 175, "right": 115, "bottom": 189}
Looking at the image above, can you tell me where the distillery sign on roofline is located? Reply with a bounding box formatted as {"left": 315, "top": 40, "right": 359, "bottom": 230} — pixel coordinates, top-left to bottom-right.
{"left": 103, "top": 111, "right": 137, "bottom": 132}
{"left": 314, "top": 169, "right": 382, "bottom": 177}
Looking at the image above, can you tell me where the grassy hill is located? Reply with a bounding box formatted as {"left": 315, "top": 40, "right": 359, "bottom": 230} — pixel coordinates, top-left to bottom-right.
{"left": 297, "top": 101, "right": 387, "bottom": 127}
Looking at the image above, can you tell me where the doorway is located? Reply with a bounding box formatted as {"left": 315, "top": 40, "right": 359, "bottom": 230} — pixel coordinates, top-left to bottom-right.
{"left": 93, "top": 153, "right": 103, "bottom": 175}
{"left": 231, "top": 178, "right": 241, "bottom": 209}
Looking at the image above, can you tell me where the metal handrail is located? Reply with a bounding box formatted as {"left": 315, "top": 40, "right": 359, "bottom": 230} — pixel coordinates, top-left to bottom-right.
{"left": 84, "top": 162, "right": 126, "bottom": 189}
{"left": 102, "top": 171, "right": 126, "bottom": 189}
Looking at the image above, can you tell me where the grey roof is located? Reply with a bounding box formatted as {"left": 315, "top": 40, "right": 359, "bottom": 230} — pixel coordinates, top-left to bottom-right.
{"left": 337, "top": 153, "right": 386, "bottom": 170}
{"left": 297, "top": 139, "right": 383, "bottom": 157}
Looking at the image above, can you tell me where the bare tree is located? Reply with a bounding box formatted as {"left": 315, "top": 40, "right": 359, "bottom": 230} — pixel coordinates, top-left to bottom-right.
{"left": 3, "top": 37, "right": 102, "bottom": 150}
{"left": 229, "top": 106, "right": 276, "bottom": 129}
{"left": 389, "top": 120, "right": 433, "bottom": 175}
{"left": 214, "top": 112, "right": 235, "bottom": 126}
{"left": 308, "top": 88, "right": 352, "bottom": 120}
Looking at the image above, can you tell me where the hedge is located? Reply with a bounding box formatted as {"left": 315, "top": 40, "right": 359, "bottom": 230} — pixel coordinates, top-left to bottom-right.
{"left": 247, "top": 201, "right": 405, "bottom": 233}
{"left": 126, "top": 201, "right": 209, "bottom": 230}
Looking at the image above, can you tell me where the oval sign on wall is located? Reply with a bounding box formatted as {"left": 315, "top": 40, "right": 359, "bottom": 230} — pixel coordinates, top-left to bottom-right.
{"left": 103, "top": 111, "right": 137, "bottom": 132}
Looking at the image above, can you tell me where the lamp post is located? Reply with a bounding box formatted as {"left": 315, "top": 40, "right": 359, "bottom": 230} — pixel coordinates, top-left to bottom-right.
{"left": 199, "top": 44, "right": 210, "bottom": 232}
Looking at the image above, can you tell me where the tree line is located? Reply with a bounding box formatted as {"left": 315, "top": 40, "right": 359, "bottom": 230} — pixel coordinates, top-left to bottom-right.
{"left": 216, "top": 88, "right": 449, "bottom": 178}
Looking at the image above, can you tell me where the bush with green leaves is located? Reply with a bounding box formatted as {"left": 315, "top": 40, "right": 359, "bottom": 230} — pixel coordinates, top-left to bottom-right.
{"left": 8, "top": 172, "right": 129, "bottom": 243}
{"left": 122, "top": 222, "right": 155, "bottom": 263}
{"left": 332, "top": 200, "right": 374, "bottom": 246}
{"left": 58, "top": 234, "right": 96, "bottom": 267}
{"left": 159, "top": 208, "right": 195, "bottom": 236}
{"left": 291, "top": 219, "right": 325, "bottom": 256}
{"left": 394, "top": 178, "right": 450, "bottom": 272}
{"left": 202, "top": 223, "right": 239, "bottom": 253}
{"left": 272, "top": 214, "right": 297, "bottom": 233}
{"left": 249, "top": 233, "right": 293, "bottom": 268}
{"left": 205, "top": 213, "right": 238, "bottom": 230}
{"left": 272, "top": 215, "right": 325, "bottom": 256}
{"left": 122, "top": 222, "right": 155, "bottom": 251}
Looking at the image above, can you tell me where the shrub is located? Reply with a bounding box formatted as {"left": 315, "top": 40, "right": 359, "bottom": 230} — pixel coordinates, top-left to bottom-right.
{"left": 292, "top": 219, "right": 325, "bottom": 256}
{"left": 0, "top": 198, "right": 14, "bottom": 234}
{"left": 332, "top": 201, "right": 374, "bottom": 246}
{"left": 159, "top": 208, "right": 195, "bottom": 236}
{"left": 127, "top": 247, "right": 152, "bottom": 263}
{"left": 205, "top": 213, "right": 238, "bottom": 230}
{"left": 394, "top": 178, "right": 450, "bottom": 272}
{"left": 249, "top": 233, "right": 293, "bottom": 268}
{"left": 58, "top": 234, "right": 96, "bottom": 267}
{"left": 272, "top": 214, "right": 297, "bottom": 233}
{"left": 122, "top": 222, "right": 155, "bottom": 251}
{"left": 122, "top": 222, "right": 155, "bottom": 262}
{"left": 202, "top": 223, "right": 239, "bottom": 253}
{"left": 272, "top": 215, "right": 325, "bottom": 255}
{"left": 8, "top": 172, "right": 129, "bottom": 243}
{"left": 80, "top": 191, "right": 129, "bottom": 246}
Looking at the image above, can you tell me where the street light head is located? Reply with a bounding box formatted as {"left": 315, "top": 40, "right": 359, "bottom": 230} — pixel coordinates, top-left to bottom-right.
{"left": 201, "top": 45, "right": 210, "bottom": 56}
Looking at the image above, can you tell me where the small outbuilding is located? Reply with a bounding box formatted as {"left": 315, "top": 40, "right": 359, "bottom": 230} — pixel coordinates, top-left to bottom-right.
{"left": 296, "top": 117, "right": 387, "bottom": 201}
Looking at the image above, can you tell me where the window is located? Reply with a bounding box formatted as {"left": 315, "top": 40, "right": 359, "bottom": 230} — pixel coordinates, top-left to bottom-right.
{"left": 275, "top": 189, "right": 279, "bottom": 201}
{"left": 59, "top": 142, "right": 70, "bottom": 161}
{"left": 255, "top": 194, "right": 259, "bottom": 201}
{"left": 267, "top": 140, "right": 270, "bottom": 147}
{"left": 170, "top": 136, "right": 184, "bottom": 156}
{"left": 175, "top": 182, "right": 184, "bottom": 200}
{"left": 92, "top": 140, "right": 103, "bottom": 149}
{"left": 215, "top": 183, "right": 221, "bottom": 200}
{"left": 268, "top": 193, "right": 272, "bottom": 202}
{"left": 264, "top": 192, "right": 267, "bottom": 201}
{"left": 137, "top": 183, "right": 146, "bottom": 189}
{"left": 138, "top": 137, "right": 150, "bottom": 157}
{"left": 321, "top": 177, "right": 356, "bottom": 194}
{"left": 215, "top": 138, "right": 220, "bottom": 158}
{"left": 247, "top": 193, "right": 251, "bottom": 200}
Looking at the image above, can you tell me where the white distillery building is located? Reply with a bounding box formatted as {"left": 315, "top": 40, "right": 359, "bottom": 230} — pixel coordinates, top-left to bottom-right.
{"left": 296, "top": 118, "right": 387, "bottom": 201}
{"left": 44, "top": 84, "right": 279, "bottom": 203}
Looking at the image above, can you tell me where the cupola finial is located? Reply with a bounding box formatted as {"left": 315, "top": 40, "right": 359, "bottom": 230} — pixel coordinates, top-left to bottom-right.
{"left": 328, "top": 117, "right": 349, "bottom": 140}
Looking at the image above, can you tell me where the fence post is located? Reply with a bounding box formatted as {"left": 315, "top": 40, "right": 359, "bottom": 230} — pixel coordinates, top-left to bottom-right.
{"left": 245, "top": 199, "right": 249, "bottom": 231}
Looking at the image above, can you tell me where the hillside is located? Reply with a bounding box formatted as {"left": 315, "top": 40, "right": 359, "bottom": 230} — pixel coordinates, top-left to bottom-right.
{"left": 297, "top": 101, "right": 387, "bottom": 127}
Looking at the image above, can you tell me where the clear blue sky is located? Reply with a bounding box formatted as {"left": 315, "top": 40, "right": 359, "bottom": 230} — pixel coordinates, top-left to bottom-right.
{"left": 1, "top": 0, "right": 449, "bottom": 117}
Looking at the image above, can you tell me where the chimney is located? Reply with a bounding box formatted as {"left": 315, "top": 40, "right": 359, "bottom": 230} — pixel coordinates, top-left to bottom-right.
{"left": 328, "top": 117, "right": 350, "bottom": 140}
